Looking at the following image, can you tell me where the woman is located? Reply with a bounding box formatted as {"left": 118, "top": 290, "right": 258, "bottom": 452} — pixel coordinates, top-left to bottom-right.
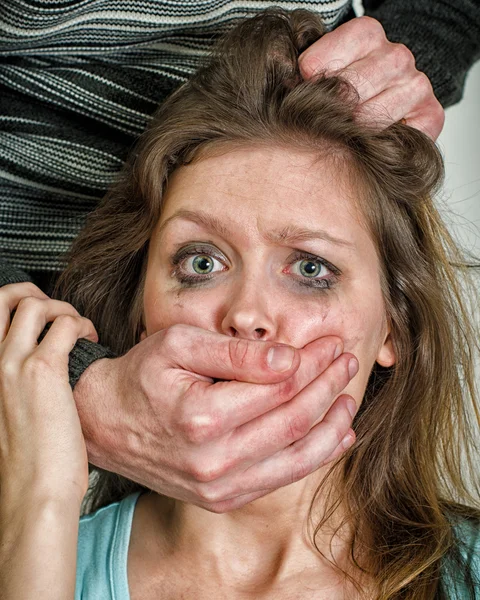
{"left": 0, "top": 8, "right": 479, "bottom": 599}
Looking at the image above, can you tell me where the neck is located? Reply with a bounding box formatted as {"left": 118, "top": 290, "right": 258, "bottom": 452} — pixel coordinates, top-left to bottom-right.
{"left": 142, "top": 464, "right": 358, "bottom": 590}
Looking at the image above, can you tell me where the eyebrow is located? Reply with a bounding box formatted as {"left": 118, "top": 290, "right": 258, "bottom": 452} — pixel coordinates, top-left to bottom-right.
{"left": 157, "top": 209, "right": 355, "bottom": 249}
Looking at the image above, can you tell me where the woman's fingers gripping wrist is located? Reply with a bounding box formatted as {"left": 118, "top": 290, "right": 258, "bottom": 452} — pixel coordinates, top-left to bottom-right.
{"left": 0, "top": 287, "right": 98, "bottom": 362}
{"left": 0, "top": 282, "right": 49, "bottom": 341}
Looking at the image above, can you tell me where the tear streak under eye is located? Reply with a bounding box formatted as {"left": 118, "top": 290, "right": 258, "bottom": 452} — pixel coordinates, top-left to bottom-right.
{"left": 169, "top": 245, "right": 342, "bottom": 290}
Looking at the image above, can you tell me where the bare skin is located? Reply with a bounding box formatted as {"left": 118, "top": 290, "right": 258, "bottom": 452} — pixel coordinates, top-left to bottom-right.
{"left": 0, "top": 15, "right": 444, "bottom": 599}
{"left": 67, "top": 16, "right": 443, "bottom": 515}
{"left": 298, "top": 16, "right": 445, "bottom": 140}
{"left": 125, "top": 144, "right": 395, "bottom": 598}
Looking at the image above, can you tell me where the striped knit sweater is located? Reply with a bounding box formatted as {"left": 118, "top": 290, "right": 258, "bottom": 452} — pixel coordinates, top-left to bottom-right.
{"left": 0, "top": 0, "right": 479, "bottom": 387}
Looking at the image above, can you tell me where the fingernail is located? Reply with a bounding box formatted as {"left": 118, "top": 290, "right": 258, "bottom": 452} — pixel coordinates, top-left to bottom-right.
{"left": 346, "top": 398, "right": 357, "bottom": 418}
{"left": 268, "top": 346, "right": 295, "bottom": 372}
{"left": 348, "top": 358, "right": 359, "bottom": 379}
{"left": 334, "top": 344, "right": 342, "bottom": 360}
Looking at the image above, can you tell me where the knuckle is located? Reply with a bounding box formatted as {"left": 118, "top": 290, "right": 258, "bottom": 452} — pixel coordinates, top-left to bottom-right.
{"left": 289, "top": 453, "right": 313, "bottom": 484}
{"left": 433, "top": 103, "right": 446, "bottom": 127}
{"left": 335, "top": 424, "right": 348, "bottom": 447}
{"left": 54, "top": 313, "right": 79, "bottom": 328}
{"left": 228, "top": 338, "right": 251, "bottom": 371}
{"left": 17, "top": 295, "right": 43, "bottom": 313}
{"left": 0, "top": 282, "right": 36, "bottom": 299}
{"left": 24, "top": 353, "right": 55, "bottom": 375}
{"left": 357, "top": 16, "right": 386, "bottom": 39}
{"left": 178, "top": 412, "right": 218, "bottom": 445}
{"left": 203, "top": 502, "right": 231, "bottom": 514}
{"left": 190, "top": 462, "right": 223, "bottom": 486}
{"left": 433, "top": 99, "right": 445, "bottom": 118}
{"left": 0, "top": 356, "right": 19, "bottom": 380}
{"left": 414, "top": 71, "right": 433, "bottom": 94}
{"left": 299, "top": 52, "right": 319, "bottom": 76}
{"left": 274, "top": 375, "right": 296, "bottom": 403}
{"left": 16, "top": 282, "right": 44, "bottom": 297}
{"left": 195, "top": 484, "right": 222, "bottom": 503}
{"left": 161, "top": 323, "right": 188, "bottom": 349}
{"left": 313, "top": 353, "right": 330, "bottom": 377}
{"left": 322, "top": 370, "right": 339, "bottom": 400}
{"left": 283, "top": 410, "right": 311, "bottom": 443}
{"left": 83, "top": 316, "right": 97, "bottom": 333}
{"left": 23, "top": 282, "right": 43, "bottom": 295}
{"left": 391, "top": 42, "right": 415, "bottom": 70}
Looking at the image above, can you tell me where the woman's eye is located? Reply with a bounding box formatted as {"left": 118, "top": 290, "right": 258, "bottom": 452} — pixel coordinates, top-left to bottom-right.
{"left": 291, "top": 259, "right": 331, "bottom": 280}
{"left": 184, "top": 254, "right": 224, "bottom": 275}
{"left": 171, "top": 246, "right": 340, "bottom": 290}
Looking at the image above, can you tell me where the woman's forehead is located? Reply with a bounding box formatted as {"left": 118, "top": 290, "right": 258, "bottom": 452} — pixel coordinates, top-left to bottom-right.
{"left": 157, "top": 145, "right": 371, "bottom": 254}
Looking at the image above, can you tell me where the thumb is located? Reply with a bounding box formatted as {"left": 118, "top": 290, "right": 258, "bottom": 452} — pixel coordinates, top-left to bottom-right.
{"left": 158, "top": 324, "right": 300, "bottom": 384}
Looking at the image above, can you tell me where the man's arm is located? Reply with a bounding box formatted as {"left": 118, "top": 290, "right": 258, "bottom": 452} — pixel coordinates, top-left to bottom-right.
{"left": 363, "top": 0, "right": 480, "bottom": 108}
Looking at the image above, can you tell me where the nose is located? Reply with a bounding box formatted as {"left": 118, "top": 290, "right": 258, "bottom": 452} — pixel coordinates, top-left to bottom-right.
{"left": 220, "top": 277, "right": 276, "bottom": 341}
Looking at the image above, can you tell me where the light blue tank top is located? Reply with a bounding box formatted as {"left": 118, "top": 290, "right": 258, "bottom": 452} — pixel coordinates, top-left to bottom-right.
{"left": 75, "top": 492, "right": 141, "bottom": 599}
{"left": 75, "top": 492, "right": 480, "bottom": 599}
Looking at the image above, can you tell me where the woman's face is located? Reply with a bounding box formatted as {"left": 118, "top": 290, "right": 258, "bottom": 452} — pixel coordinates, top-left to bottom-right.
{"left": 142, "top": 145, "right": 395, "bottom": 403}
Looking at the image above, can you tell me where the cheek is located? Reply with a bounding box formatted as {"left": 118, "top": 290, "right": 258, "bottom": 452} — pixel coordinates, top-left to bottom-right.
{"left": 292, "top": 293, "right": 385, "bottom": 404}
{"left": 337, "top": 302, "right": 387, "bottom": 404}
{"left": 143, "top": 283, "right": 219, "bottom": 334}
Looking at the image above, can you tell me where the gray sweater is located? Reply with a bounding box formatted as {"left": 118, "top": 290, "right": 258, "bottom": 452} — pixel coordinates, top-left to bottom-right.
{"left": 1, "top": 0, "right": 479, "bottom": 388}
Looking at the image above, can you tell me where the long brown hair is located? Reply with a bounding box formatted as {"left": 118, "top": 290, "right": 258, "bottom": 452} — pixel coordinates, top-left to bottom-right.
{"left": 54, "top": 8, "right": 480, "bottom": 599}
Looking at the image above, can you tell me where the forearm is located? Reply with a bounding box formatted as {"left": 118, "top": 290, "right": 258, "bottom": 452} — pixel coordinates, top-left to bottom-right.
{"left": 0, "top": 494, "right": 81, "bottom": 600}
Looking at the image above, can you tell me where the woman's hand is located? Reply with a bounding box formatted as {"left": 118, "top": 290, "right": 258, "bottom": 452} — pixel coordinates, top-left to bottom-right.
{"left": 298, "top": 16, "right": 445, "bottom": 140}
{"left": 0, "top": 282, "right": 98, "bottom": 507}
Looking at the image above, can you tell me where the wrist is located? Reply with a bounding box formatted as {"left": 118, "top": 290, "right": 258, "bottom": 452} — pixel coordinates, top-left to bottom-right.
{"left": 73, "top": 357, "right": 120, "bottom": 471}
{"left": 0, "top": 484, "right": 84, "bottom": 525}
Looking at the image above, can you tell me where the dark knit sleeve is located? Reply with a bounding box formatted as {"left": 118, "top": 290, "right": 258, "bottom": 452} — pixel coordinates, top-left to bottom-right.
{"left": 363, "top": 0, "right": 480, "bottom": 108}
{"left": 0, "top": 260, "right": 116, "bottom": 389}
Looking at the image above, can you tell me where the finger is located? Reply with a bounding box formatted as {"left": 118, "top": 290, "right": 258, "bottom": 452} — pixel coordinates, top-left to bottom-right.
{"left": 162, "top": 325, "right": 343, "bottom": 390}
{"left": 210, "top": 427, "right": 356, "bottom": 511}
{"left": 35, "top": 314, "right": 98, "bottom": 366}
{"left": 196, "top": 394, "right": 356, "bottom": 502}
{"left": 162, "top": 323, "right": 307, "bottom": 384}
{"left": 2, "top": 297, "right": 81, "bottom": 358}
{"left": 0, "top": 282, "right": 49, "bottom": 342}
{"left": 392, "top": 85, "right": 445, "bottom": 141}
{"left": 318, "top": 427, "right": 356, "bottom": 465}
{"left": 199, "top": 488, "right": 273, "bottom": 513}
{"left": 222, "top": 353, "right": 357, "bottom": 468}
{"left": 400, "top": 107, "right": 445, "bottom": 142}
{"left": 178, "top": 335, "right": 344, "bottom": 437}
{"left": 298, "top": 16, "right": 387, "bottom": 78}
{"left": 353, "top": 71, "right": 436, "bottom": 129}
{"left": 321, "top": 44, "right": 413, "bottom": 106}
